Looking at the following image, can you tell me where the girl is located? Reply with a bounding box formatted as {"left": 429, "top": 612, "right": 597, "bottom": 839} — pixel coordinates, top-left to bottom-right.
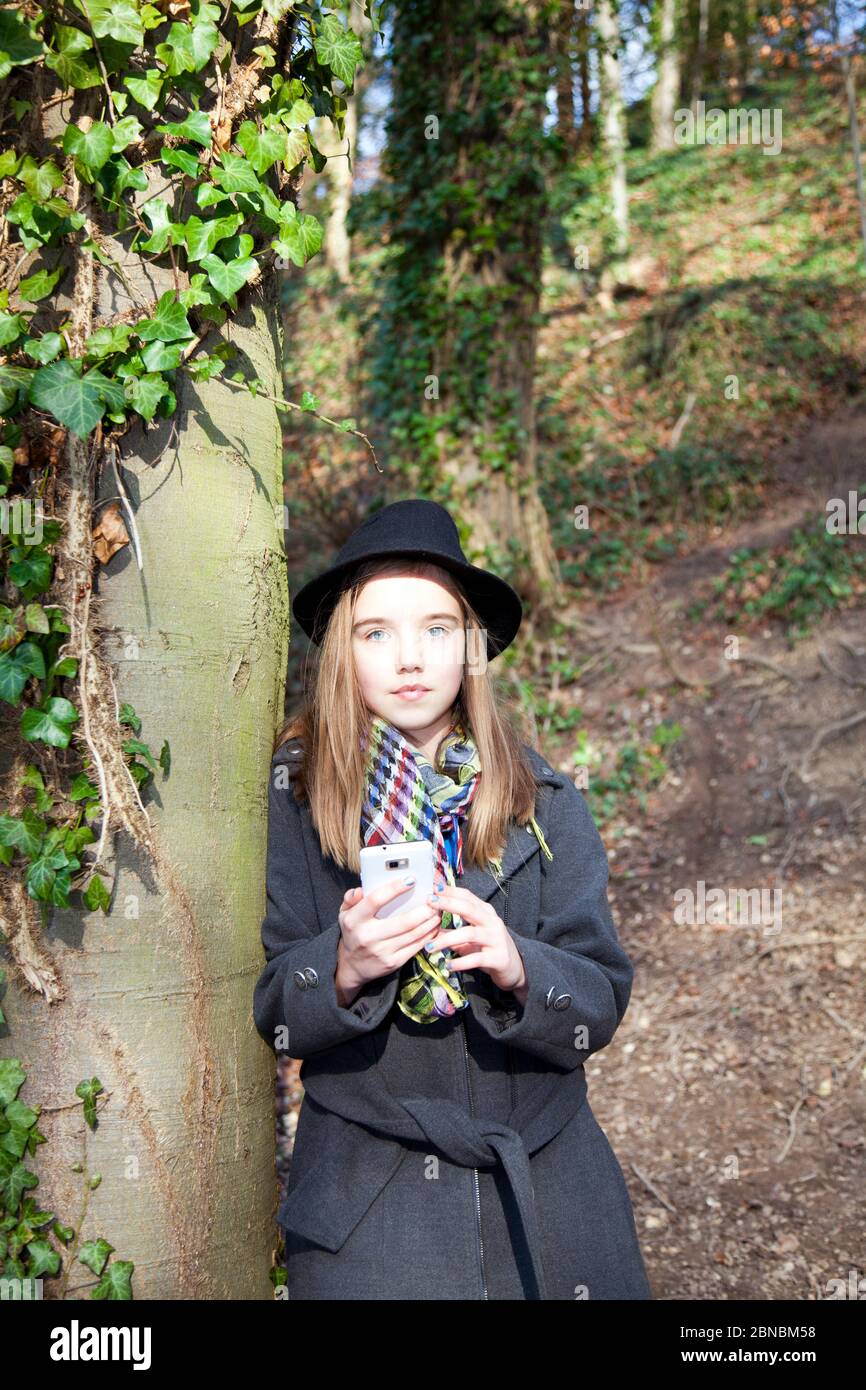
{"left": 253, "top": 497, "right": 653, "bottom": 1301}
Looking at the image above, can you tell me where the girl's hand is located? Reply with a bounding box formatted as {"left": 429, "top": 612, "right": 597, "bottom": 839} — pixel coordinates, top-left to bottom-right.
{"left": 336, "top": 881, "right": 443, "bottom": 994}
{"left": 427, "top": 883, "right": 527, "bottom": 995}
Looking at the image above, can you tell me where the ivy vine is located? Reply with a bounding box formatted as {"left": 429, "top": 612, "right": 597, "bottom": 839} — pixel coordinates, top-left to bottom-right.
{"left": 0, "top": 0, "right": 377, "bottom": 1294}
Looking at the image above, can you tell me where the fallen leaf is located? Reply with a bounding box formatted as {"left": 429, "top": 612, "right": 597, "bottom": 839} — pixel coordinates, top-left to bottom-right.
{"left": 92, "top": 502, "right": 129, "bottom": 565}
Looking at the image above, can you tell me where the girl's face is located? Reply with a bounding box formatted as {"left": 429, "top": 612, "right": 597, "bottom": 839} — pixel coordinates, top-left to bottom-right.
{"left": 352, "top": 573, "right": 466, "bottom": 748}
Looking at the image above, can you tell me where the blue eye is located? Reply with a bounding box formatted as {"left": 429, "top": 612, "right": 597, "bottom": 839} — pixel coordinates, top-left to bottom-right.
{"left": 365, "top": 629, "right": 387, "bottom": 641}
{"left": 428, "top": 626, "right": 447, "bottom": 637}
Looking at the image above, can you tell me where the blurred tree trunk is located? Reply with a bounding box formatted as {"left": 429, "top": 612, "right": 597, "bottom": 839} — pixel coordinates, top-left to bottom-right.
{"left": 319, "top": 102, "right": 357, "bottom": 283}
{"left": 381, "top": 0, "right": 563, "bottom": 613}
{"left": 689, "top": 0, "right": 710, "bottom": 110}
{"left": 596, "top": 0, "right": 630, "bottom": 258}
{"left": 577, "top": 2, "right": 594, "bottom": 148}
{"left": 651, "top": 0, "right": 681, "bottom": 151}
{"left": 320, "top": 0, "right": 373, "bottom": 282}
{"left": 555, "top": 0, "right": 579, "bottom": 154}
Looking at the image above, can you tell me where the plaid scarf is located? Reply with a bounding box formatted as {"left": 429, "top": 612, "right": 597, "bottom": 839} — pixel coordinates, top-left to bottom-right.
{"left": 359, "top": 715, "right": 499, "bottom": 1024}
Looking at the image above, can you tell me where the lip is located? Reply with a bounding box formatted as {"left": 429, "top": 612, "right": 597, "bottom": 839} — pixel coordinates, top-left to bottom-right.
{"left": 393, "top": 686, "right": 430, "bottom": 700}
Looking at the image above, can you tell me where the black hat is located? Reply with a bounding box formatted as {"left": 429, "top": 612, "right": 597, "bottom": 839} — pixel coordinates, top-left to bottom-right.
{"left": 291, "top": 498, "right": 523, "bottom": 660}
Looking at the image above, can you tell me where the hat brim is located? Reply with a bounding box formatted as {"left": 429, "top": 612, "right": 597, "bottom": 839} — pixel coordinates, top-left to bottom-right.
{"left": 292, "top": 547, "right": 522, "bottom": 660}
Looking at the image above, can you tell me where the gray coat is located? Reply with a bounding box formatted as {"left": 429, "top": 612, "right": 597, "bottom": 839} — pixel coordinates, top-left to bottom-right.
{"left": 253, "top": 738, "right": 653, "bottom": 1301}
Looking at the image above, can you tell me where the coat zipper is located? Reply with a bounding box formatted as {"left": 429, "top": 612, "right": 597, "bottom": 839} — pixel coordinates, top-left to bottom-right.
{"left": 460, "top": 1013, "right": 489, "bottom": 1301}
{"left": 456, "top": 875, "right": 512, "bottom": 1303}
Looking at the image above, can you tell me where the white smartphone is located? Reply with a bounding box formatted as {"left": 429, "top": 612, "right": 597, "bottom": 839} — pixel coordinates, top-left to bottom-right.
{"left": 359, "top": 839, "right": 436, "bottom": 919}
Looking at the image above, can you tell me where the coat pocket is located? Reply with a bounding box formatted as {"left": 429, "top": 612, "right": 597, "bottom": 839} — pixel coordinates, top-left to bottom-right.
{"left": 277, "top": 1125, "right": 406, "bottom": 1253}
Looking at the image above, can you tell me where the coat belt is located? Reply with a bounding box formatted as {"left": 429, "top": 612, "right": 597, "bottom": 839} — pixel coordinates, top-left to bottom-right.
{"left": 279, "top": 1058, "right": 588, "bottom": 1301}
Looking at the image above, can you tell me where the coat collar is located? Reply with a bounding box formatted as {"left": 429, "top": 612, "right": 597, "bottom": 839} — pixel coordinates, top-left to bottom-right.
{"left": 458, "top": 747, "right": 562, "bottom": 902}
{"left": 275, "top": 737, "right": 564, "bottom": 902}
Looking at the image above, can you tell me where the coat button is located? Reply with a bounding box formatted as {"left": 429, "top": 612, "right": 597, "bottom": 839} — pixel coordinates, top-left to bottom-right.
{"left": 545, "top": 986, "right": 556, "bottom": 1009}
{"left": 303, "top": 967, "right": 319, "bottom": 987}
{"left": 553, "top": 993, "right": 572, "bottom": 1010}
{"left": 292, "top": 970, "right": 308, "bottom": 990}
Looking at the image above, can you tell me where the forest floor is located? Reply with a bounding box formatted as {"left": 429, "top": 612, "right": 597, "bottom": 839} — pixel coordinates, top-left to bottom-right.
{"left": 546, "top": 401, "right": 866, "bottom": 1302}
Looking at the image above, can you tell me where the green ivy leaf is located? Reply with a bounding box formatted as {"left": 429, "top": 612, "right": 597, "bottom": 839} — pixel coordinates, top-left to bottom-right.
{"left": 18, "top": 155, "right": 64, "bottom": 202}
{"left": 122, "top": 738, "right": 157, "bottom": 771}
{"left": 0, "top": 1057, "right": 26, "bottom": 1107}
{"left": 62, "top": 121, "right": 114, "bottom": 174}
{"left": 159, "top": 739, "right": 171, "bottom": 774}
{"left": 182, "top": 212, "right": 243, "bottom": 261}
{"left": 7, "top": 546, "right": 51, "bottom": 596}
{"left": 313, "top": 12, "right": 363, "bottom": 88}
{"left": 92, "top": 1258, "right": 134, "bottom": 1300}
{"left": 0, "top": 1155, "right": 39, "bottom": 1210}
{"left": 118, "top": 701, "right": 141, "bottom": 732}
{"left": 75, "top": 1079, "right": 104, "bottom": 1131}
{"left": 21, "top": 697, "right": 79, "bottom": 748}
{"left": 141, "top": 339, "right": 182, "bottom": 371}
{"left": 273, "top": 212, "right": 323, "bottom": 267}
{"left": 0, "top": 365, "right": 34, "bottom": 413}
{"left": 124, "top": 372, "right": 169, "bottom": 420}
{"left": 0, "top": 312, "right": 27, "bottom": 347}
{"left": 160, "top": 146, "right": 201, "bottom": 178}
{"left": 86, "top": 0, "right": 145, "bottom": 48}
{"left": 111, "top": 115, "right": 143, "bottom": 152}
{"left": 156, "top": 17, "right": 219, "bottom": 75}
{"left": 0, "top": 808, "right": 46, "bottom": 857}
{"left": 45, "top": 27, "right": 100, "bottom": 90}
{"left": 124, "top": 69, "right": 163, "bottom": 111}
{"left": 23, "top": 333, "right": 64, "bottom": 364}
{"left": 113, "top": 159, "right": 149, "bottom": 196}
{"left": 0, "top": 11, "right": 44, "bottom": 72}
{"left": 236, "top": 121, "right": 287, "bottom": 174}
{"left": 17, "top": 266, "right": 63, "bottom": 303}
{"left": 0, "top": 641, "right": 46, "bottom": 702}
{"left": 85, "top": 323, "right": 133, "bottom": 359}
{"left": 212, "top": 152, "right": 262, "bottom": 194}
{"left": 283, "top": 127, "right": 310, "bottom": 170}
{"left": 83, "top": 874, "right": 111, "bottom": 912}
{"left": 25, "top": 1239, "right": 61, "bottom": 1278}
{"left": 30, "top": 359, "right": 105, "bottom": 438}
{"left": 24, "top": 603, "right": 49, "bottom": 634}
{"left": 185, "top": 352, "right": 227, "bottom": 382}
{"left": 156, "top": 110, "right": 212, "bottom": 148}
{"left": 200, "top": 252, "right": 257, "bottom": 299}
{"left": 135, "top": 291, "right": 195, "bottom": 343}
{"left": 282, "top": 98, "right": 315, "bottom": 130}
{"left": 69, "top": 773, "right": 99, "bottom": 801}
{"left": 79, "top": 1235, "right": 113, "bottom": 1275}
{"left": 139, "top": 198, "right": 177, "bottom": 254}
{"left": 196, "top": 182, "right": 229, "bottom": 210}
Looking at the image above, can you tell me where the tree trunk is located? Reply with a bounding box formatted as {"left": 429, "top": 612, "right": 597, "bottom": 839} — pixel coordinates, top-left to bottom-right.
{"left": 320, "top": 0, "right": 371, "bottom": 281}
{"left": 651, "top": 0, "right": 681, "bottom": 152}
{"left": 3, "top": 72, "right": 290, "bottom": 1293}
{"left": 381, "top": 0, "right": 562, "bottom": 613}
{"left": 689, "top": 0, "right": 710, "bottom": 112}
{"left": 555, "top": 0, "right": 579, "bottom": 155}
{"left": 596, "top": 0, "right": 630, "bottom": 259}
{"left": 577, "top": 3, "right": 594, "bottom": 148}
{"left": 320, "top": 104, "right": 357, "bottom": 283}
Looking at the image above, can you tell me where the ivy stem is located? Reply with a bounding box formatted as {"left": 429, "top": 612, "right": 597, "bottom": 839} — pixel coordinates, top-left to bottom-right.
{"left": 77, "top": 1, "right": 117, "bottom": 125}
{"left": 218, "top": 375, "right": 383, "bottom": 473}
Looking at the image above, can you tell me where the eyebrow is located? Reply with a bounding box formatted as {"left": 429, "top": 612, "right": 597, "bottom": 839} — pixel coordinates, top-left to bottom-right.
{"left": 352, "top": 612, "right": 461, "bottom": 631}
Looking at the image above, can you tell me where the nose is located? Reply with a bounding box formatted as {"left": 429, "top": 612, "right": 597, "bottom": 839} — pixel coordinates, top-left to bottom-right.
{"left": 395, "top": 627, "right": 424, "bottom": 672}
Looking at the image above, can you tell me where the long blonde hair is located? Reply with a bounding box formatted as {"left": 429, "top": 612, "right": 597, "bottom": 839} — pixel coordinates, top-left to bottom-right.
{"left": 275, "top": 558, "right": 540, "bottom": 873}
